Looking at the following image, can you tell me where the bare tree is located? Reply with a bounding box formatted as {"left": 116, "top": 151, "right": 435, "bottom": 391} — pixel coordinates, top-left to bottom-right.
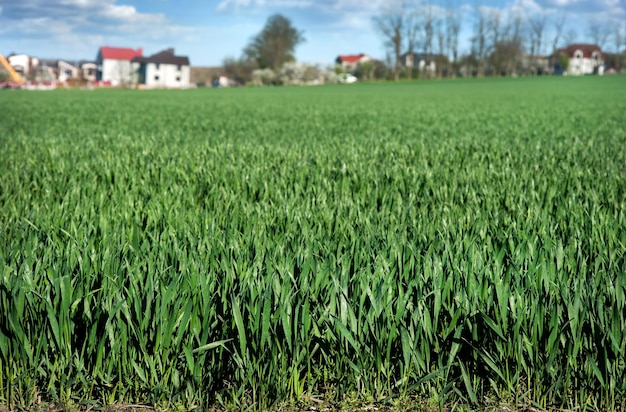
{"left": 471, "top": 4, "right": 488, "bottom": 77}
{"left": 487, "top": 11, "right": 524, "bottom": 77}
{"left": 563, "top": 28, "right": 578, "bottom": 46}
{"left": 373, "top": 1, "right": 418, "bottom": 80}
{"left": 614, "top": 22, "right": 625, "bottom": 71}
{"left": 445, "top": 0, "right": 461, "bottom": 77}
{"left": 550, "top": 13, "right": 566, "bottom": 72}
{"left": 511, "top": 12, "right": 524, "bottom": 75}
{"left": 435, "top": 18, "right": 446, "bottom": 78}
{"left": 404, "top": 10, "right": 421, "bottom": 79}
{"left": 529, "top": 14, "right": 547, "bottom": 75}
{"left": 486, "top": 9, "right": 502, "bottom": 75}
{"left": 422, "top": 2, "right": 435, "bottom": 78}
{"left": 588, "top": 19, "right": 611, "bottom": 50}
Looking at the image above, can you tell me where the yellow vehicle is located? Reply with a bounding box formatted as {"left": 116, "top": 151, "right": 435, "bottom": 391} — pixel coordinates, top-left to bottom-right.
{"left": 0, "top": 53, "right": 25, "bottom": 86}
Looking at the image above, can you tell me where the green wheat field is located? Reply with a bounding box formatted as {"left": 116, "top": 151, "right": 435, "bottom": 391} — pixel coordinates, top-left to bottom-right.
{"left": 1, "top": 76, "right": 625, "bottom": 411}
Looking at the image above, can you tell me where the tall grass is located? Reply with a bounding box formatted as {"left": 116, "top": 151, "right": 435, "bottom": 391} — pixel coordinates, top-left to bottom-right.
{"left": 1, "top": 76, "right": 625, "bottom": 410}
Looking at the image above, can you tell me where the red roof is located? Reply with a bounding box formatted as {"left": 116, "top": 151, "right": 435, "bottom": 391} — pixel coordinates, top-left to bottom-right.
{"left": 99, "top": 46, "right": 143, "bottom": 61}
{"left": 337, "top": 54, "right": 368, "bottom": 64}
{"left": 559, "top": 44, "right": 602, "bottom": 59}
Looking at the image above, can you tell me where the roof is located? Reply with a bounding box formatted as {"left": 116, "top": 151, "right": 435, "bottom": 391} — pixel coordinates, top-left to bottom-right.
{"left": 336, "top": 54, "right": 368, "bottom": 64}
{"left": 133, "top": 48, "right": 190, "bottom": 66}
{"left": 99, "top": 46, "right": 143, "bottom": 61}
{"left": 559, "top": 44, "right": 603, "bottom": 59}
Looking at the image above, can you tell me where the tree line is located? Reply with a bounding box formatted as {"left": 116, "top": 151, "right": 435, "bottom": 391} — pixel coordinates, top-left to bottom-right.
{"left": 222, "top": 6, "right": 625, "bottom": 85}
{"left": 374, "top": 0, "right": 624, "bottom": 79}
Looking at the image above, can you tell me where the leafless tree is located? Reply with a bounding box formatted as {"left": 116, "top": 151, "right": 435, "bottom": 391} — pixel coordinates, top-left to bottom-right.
{"left": 563, "top": 28, "right": 578, "bottom": 46}
{"left": 404, "top": 10, "right": 421, "bottom": 79}
{"left": 550, "top": 13, "right": 566, "bottom": 71}
{"left": 435, "top": 18, "right": 446, "bottom": 78}
{"left": 486, "top": 11, "right": 524, "bottom": 77}
{"left": 614, "top": 22, "right": 625, "bottom": 71}
{"left": 507, "top": 12, "right": 524, "bottom": 76}
{"left": 490, "top": 38, "right": 524, "bottom": 76}
{"left": 445, "top": 0, "right": 461, "bottom": 77}
{"left": 487, "top": 9, "right": 501, "bottom": 47}
{"left": 588, "top": 19, "right": 611, "bottom": 50}
{"left": 485, "top": 9, "right": 503, "bottom": 75}
{"left": 529, "top": 14, "right": 547, "bottom": 75}
{"left": 471, "top": 4, "right": 488, "bottom": 77}
{"left": 422, "top": 2, "right": 435, "bottom": 78}
{"left": 373, "top": 0, "right": 419, "bottom": 80}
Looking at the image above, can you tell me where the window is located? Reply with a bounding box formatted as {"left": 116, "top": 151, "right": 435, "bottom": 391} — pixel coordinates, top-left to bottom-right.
{"left": 155, "top": 63, "right": 160, "bottom": 69}
{"left": 154, "top": 75, "right": 159, "bottom": 81}
{"left": 176, "top": 76, "right": 181, "bottom": 81}
{"left": 574, "top": 50, "right": 583, "bottom": 59}
{"left": 177, "top": 64, "right": 182, "bottom": 71}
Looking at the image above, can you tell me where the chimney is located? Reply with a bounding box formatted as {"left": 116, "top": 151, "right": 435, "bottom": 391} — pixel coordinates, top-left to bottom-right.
{"left": 166, "top": 48, "right": 174, "bottom": 54}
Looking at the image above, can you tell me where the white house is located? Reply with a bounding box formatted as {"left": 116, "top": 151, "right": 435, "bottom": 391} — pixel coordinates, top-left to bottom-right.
{"left": 80, "top": 62, "right": 97, "bottom": 82}
{"left": 58, "top": 60, "right": 79, "bottom": 82}
{"left": 335, "top": 54, "right": 372, "bottom": 71}
{"left": 96, "top": 46, "right": 143, "bottom": 86}
{"left": 7, "top": 53, "right": 38, "bottom": 76}
{"left": 401, "top": 52, "right": 438, "bottom": 75}
{"left": 132, "top": 48, "right": 190, "bottom": 88}
{"left": 558, "top": 44, "right": 604, "bottom": 75}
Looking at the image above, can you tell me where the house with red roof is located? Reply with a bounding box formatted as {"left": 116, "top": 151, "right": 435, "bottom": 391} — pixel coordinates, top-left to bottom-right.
{"left": 96, "top": 46, "right": 143, "bottom": 86}
{"left": 336, "top": 54, "right": 371, "bottom": 71}
{"left": 132, "top": 48, "right": 190, "bottom": 88}
{"left": 557, "top": 44, "right": 604, "bottom": 76}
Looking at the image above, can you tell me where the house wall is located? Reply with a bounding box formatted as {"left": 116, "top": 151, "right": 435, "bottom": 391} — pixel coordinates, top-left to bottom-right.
{"left": 568, "top": 51, "right": 603, "bottom": 75}
{"left": 418, "top": 60, "right": 436, "bottom": 74}
{"left": 58, "top": 61, "right": 79, "bottom": 82}
{"left": 143, "top": 63, "right": 190, "bottom": 88}
{"left": 82, "top": 63, "right": 97, "bottom": 81}
{"left": 8, "top": 54, "right": 31, "bottom": 74}
{"left": 403, "top": 54, "right": 436, "bottom": 74}
{"left": 100, "top": 59, "right": 135, "bottom": 86}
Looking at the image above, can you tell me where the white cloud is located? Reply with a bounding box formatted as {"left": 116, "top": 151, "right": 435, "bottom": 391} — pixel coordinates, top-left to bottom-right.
{"left": 0, "top": 0, "right": 196, "bottom": 60}
{"left": 0, "top": 0, "right": 166, "bottom": 24}
{"left": 101, "top": 3, "right": 165, "bottom": 22}
{"left": 217, "top": 0, "right": 315, "bottom": 11}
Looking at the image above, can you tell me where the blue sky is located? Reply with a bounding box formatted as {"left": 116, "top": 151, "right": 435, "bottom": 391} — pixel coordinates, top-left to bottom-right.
{"left": 0, "top": 0, "right": 623, "bottom": 66}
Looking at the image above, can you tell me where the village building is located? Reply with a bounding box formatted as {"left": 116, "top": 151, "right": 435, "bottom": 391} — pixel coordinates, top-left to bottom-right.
{"left": 80, "top": 61, "right": 98, "bottom": 82}
{"left": 336, "top": 54, "right": 372, "bottom": 71}
{"left": 557, "top": 44, "right": 604, "bottom": 75}
{"left": 132, "top": 48, "right": 191, "bottom": 88}
{"left": 96, "top": 46, "right": 143, "bottom": 86}
{"left": 401, "top": 52, "right": 440, "bottom": 75}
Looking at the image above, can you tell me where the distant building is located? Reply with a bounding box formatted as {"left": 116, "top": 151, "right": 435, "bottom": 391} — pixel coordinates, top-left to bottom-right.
{"left": 132, "top": 48, "right": 190, "bottom": 88}
{"left": 401, "top": 52, "right": 439, "bottom": 75}
{"left": 7, "top": 53, "right": 39, "bottom": 77}
{"left": 521, "top": 54, "right": 551, "bottom": 75}
{"left": 32, "top": 59, "right": 57, "bottom": 82}
{"left": 80, "top": 61, "right": 97, "bottom": 82}
{"left": 336, "top": 54, "right": 371, "bottom": 71}
{"left": 58, "top": 60, "right": 79, "bottom": 82}
{"left": 96, "top": 46, "right": 143, "bottom": 86}
{"left": 557, "top": 44, "right": 604, "bottom": 75}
